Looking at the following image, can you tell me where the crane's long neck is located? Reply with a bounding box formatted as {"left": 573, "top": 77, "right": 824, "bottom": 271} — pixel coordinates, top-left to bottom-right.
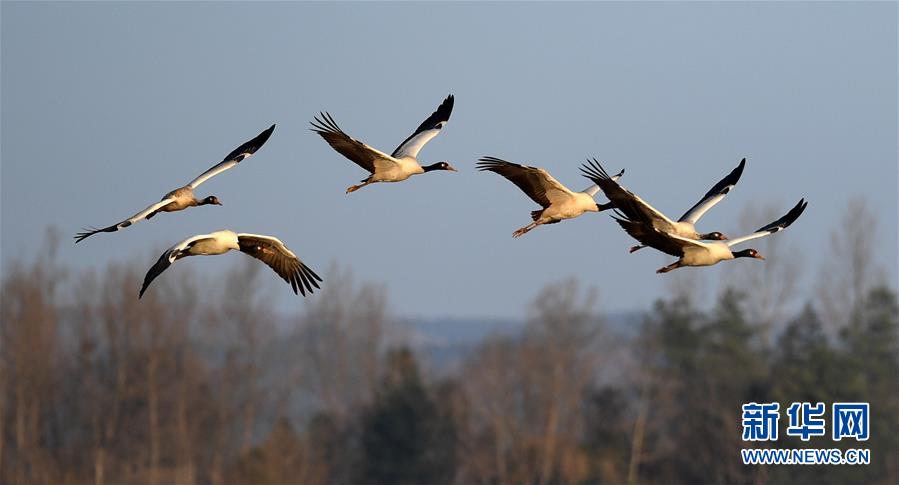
{"left": 596, "top": 201, "right": 615, "bottom": 212}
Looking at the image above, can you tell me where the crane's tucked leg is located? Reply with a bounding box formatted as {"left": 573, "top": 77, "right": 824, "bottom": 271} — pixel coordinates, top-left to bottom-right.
{"left": 656, "top": 261, "right": 683, "bottom": 274}
{"left": 513, "top": 222, "right": 538, "bottom": 238}
{"left": 346, "top": 180, "right": 373, "bottom": 194}
{"left": 629, "top": 245, "right": 646, "bottom": 253}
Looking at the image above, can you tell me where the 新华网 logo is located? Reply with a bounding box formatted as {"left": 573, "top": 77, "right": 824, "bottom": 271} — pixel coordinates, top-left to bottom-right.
{"left": 740, "top": 401, "right": 871, "bottom": 466}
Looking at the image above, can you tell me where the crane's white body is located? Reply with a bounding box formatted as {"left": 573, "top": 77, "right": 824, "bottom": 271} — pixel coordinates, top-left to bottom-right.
{"left": 537, "top": 190, "right": 600, "bottom": 223}
{"left": 679, "top": 240, "right": 735, "bottom": 267}
{"left": 371, "top": 156, "right": 427, "bottom": 183}
{"left": 181, "top": 230, "right": 240, "bottom": 256}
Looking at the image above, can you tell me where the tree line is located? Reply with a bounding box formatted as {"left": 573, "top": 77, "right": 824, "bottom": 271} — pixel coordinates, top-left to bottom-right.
{"left": 1, "top": 201, "right": 896, "bottom": 484}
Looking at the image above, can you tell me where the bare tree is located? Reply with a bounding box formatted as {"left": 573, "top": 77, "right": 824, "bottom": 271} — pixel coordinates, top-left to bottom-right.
{"left": 2, "top": 235, "right": 382, "bottom": 483}
{"left": 730, "top": 202, "right": 803, "bottom": 344}
{"left": 526, "top": 279, "right": 601, "bottom": 485}
{"left": 293, "top": 263, "right": 388, "bottom": 423}
{"left": 455, "top": 278, "right": 603, "bottom": 484}
{"left": 0, "top": 231, "right": 64, "bottom": 483}
{"left": 196, "top": 258, "right": 277, "bottom": 480}
{"left": 817, "top": 197, "right": 885, "bottom": 330}
{"left": 222, "top": 260, "right": 274, "bottom": 454}
{"left": 57, "top": 247, "right": 203, "bottom": 484}
{"left": 455, "top": 335, "right": 520, "bottom": 484}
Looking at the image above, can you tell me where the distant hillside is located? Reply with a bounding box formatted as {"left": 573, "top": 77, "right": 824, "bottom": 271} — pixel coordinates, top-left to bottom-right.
{"left": 394, "top": 310, "right": 645, "bottom": 371}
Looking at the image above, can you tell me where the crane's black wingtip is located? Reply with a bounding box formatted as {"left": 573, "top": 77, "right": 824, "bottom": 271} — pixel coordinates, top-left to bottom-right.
{"left": 476, "top": 156, "right": 511, "bottom": 171}
{"left": 785, "top": 198, "right": 808, "bottom": 226}
{"left": 756, "top": 197, "right": 809, "bottom": 233}
{"left": 723, "top": 157, "right": 747, "bottom": 184}
{"left": 435, "top": 94, "right": 454, "bottom": 120}
{"left": 254, "top": 123, "right": 276, "bottom": 144}
{"left": 73, "top": 227, "right": 101, "bottom": 243}
{"left": 306, "top": 265, "right": 323, "bottom": 284}
{"left": 223, "top": 123, "right": 277, "bottom": 161}
{"left": 580, "top": 158, "right": 613, "bottom": 182}
{"left": 138, "top": 277, "right": 154, "bottom": 299}
{"left": 256, "top": 124, "right": 275, "bottom": 140}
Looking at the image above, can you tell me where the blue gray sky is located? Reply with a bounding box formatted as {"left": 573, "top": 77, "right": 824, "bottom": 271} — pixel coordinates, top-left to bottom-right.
{"left": 2, "top": 2, "right": 896, "bottom": 319}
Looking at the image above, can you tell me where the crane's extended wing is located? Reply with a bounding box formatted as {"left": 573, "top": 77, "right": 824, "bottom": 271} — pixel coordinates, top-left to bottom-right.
{"left": 478, "top": 156, "right": 575, "bottom": 208}
{"left": 581, "top": 159, "right": 676, "bottom": 229}
{"left": 237, "top": 233, "right": 322, "bottom": 296}
{"left": 187, "top": 124, "right": 276, "bottom": 189}
{"left": 726, "top": 199, "right": 808, "bottom": 247}
{"left": 391, "top": 94, "right": 454, "bottom": 159}
{"left": 138, "top": 234, "right": 212, "bottom": 298}
{"left": 611, "top": 210, "right": 702, "bottom": 258}
{"left": 311, "top": 112, "right": 397, "bottom": 174}
{"left": 75, "top": 198, "right": 175, "bottom": 243}
{"left": 581, "top": 171, "right": 624, "bottom": 197}
{"left": 677, "top": 158, "right": 746, "bottom": 224}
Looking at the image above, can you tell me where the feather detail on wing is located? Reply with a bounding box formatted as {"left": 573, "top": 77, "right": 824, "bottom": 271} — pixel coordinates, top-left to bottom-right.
{"left": 727, "top": 198, "right": 808, "bottom": 247}
{"left": 391, "top": 94, "right": 454, "bottom": 159}
{"left": 74, "top": 198, "right": 175, "bottom": 243}
{"left": 677, "top": 158, "right": 746, "bottom": 224}
{"left": 138, "top": 234, "right": 211, "bottom": 298}
{"left": 187, "top": 124, "right": 276, "bottom": 189}
{"left": 477, "top": 156, "right": 573, "bottom": 208}
{"left": 139, "top": 249, "right": 180, "bottom": 299}
{"left": 611, "top": 210, "right": 691, "bottom": 258}
{"left": 311, "top": 112, "right": 396, "bottom": 174}
{"left": 580, "top": 158, "right": 676, "bottom": 228}
{"left": 237, "top": 234, "right": 322, "bottom": 296}
{"left": 581, "top": 169, "right": 624, "bottom": 196}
